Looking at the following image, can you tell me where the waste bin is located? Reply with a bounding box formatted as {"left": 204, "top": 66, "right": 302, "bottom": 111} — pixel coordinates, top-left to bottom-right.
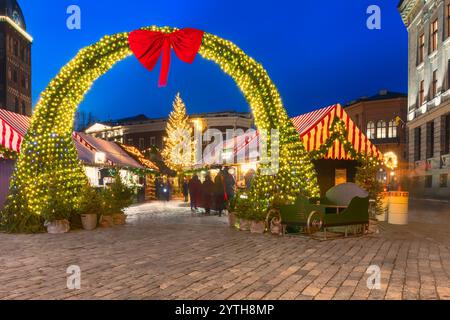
{"left": 387, "top": 191, "right": 409, "bottom": 225}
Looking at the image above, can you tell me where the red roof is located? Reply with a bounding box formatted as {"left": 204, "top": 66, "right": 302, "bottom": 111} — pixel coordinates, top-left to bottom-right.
{"left": 0, "top": 109, "right": 144, "bottom": 169}
{"left": 291, "top": 104, "right": 382, "bottom": 160}
{"left": 0, "top": 109, "right": 29, "bottom": 152}
{"left": 202, "top": 104, "right": 383, "bottom": 164}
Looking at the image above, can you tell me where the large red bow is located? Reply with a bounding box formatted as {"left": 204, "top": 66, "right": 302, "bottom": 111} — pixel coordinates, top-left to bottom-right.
{"left": 128, "top": 28, "right": 204, "bottom": 87}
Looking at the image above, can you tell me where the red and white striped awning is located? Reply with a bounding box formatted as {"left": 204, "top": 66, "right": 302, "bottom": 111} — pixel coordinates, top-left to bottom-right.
{"left": 291, "top": 104, "right": 382, "bottom": 160}
{"left": 202, "top": 104, "right": 382, "bottom": 164}
{"left": 0, "top": 109, "right": 29, "bottom": 152}
{"left": 0, "top": 109, "right": 147, "bottom": 169}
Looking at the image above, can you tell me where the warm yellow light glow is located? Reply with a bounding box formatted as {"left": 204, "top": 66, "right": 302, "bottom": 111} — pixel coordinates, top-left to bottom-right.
{"left": 241, "top": 162, "right": 257, "bottom": 174}
{"left": 384, "top": 151, "right": 398, "bottom": 170}
{"left": 191, "top": 119, "right": 205, "bottom": 132}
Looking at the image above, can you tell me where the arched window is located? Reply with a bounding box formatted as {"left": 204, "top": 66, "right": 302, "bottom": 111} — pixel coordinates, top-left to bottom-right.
{"left": 377, "top": 120, "right": 387, "bottom": 139}
{"left": 388, "top": 120, "right": 398, "bottom": 138}
{"left": 367, "top": 121, "right": 375, "bottom": 139}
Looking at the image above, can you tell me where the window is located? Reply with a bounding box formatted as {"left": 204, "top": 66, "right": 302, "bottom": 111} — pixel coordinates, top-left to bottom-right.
{"left": 432, "top": 70, "right": 438, "bottom": 98}
{"left": 443, "top": 115, "right": 450, "bottom": 155}
{"left": 376, "top": 120, "right": 387, "bottom": 139}
{"left": 426, "top": 121, "right": 435, "bottom": 159}
{"left": 430, "top": 19, "right": 438, "bottom": 53}
{"left": 335, "top": 169, "right": 347, "bottom": 186}
{"left": 149, "top": 137, "right": 156, "bottom": 146}
{"left": 127, "top": 138, "right": 133, "bottom": 145}
{"left": 425, "top": 175, "right": 433, "bottom": 188}
{"left": 418, "top": 33, "right": 425, "bottom": 64}
{"left": 14, "top": 98, "right": 19, "bottom": 113}
{"left": 419, "top": 80, "right": 425, "bottom": 106}
{"left": 388, "top": 120, "right": 398, "bottom": 138}
{"left": 13, "top": 70, "right": 17, "bottom": 83}
{"left": 440, "top": 174, "right": 448, "bottom": 188}
{"left": 367, "top": 121, "right": 375, "bottom": 139}
{"left": 447, "top": 4, "right": 450, "bottom": 39}
{"left": 21, "top": 101, "right": 26, "bottom": 115}
{"left": 13, "top": 40, "right": 18, "bottom": 56}
{"left": 414, "top": 127, "right": 422, "bottom": 161}
{"left": 139, "top": 138, "right": 145, "bottom": 150}
{"left": 21, "top": 76, "right": 25, "bottom": 88}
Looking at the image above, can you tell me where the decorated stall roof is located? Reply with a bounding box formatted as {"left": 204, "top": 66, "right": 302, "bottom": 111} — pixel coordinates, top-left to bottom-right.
{"left": 202, "top": 104, "right": 383, "bottom": 165}
{"left": 0, "top": 109, "right": 28, "bottom": 153}
{"left": 116, "top": 143, "right": 159, "bottom": 171}
{"left": 0, "top": 109, "right": 154, "bottom": 169}
{"left": 291, "top": 104, "right": 383, "bottom": 160}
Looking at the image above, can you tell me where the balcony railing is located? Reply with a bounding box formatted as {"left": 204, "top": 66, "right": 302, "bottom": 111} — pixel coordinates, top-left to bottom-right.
{"left": 414, "top": 160, "right": 426, "bottom": 170}
{"left": 426, "top": 157, "right": 442, "bottom": 170}
{"left": 442, "top": 154, "right": 450, "bottom": 168}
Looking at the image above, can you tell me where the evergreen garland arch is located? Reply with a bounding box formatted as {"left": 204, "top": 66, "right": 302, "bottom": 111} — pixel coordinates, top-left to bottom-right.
{"left": 1, "top": 26, "right": 319, "bottom": 232}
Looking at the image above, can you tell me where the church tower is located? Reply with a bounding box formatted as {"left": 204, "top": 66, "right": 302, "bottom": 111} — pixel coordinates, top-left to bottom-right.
{"left": 0, "top": 0, "right": 32, "bottom": 116}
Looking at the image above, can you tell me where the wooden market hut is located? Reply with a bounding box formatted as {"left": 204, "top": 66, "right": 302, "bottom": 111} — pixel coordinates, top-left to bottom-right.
{"left": 202, "top": 104, "right": 383, "bottom": 196}
{"left": 0, "top": 109, "right": 159, "bottom": 209}
{"left": 291, "top": 104, "right": 382, "bottom": 195}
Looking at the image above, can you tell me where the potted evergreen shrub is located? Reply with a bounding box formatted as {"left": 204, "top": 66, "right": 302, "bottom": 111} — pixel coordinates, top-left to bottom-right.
{"left": 41, "top": 189, "right": 72, "bottom": 234}
{"left": 102, "top": 172, "right": 133, "bottom": 226}
{"left": 235, "top": 198, "right": 252, "bottom": 231}
{"left": 99, "top": 188, "right": 114, "bottom": 228}
{"left": 226, "top": 194, "right": 238, "bottom": 228}
{"left": 249, "top": 209, "right": 266, "bottom": 234}
{"left": 78, "top": 184, "right": 102, "bottom": 231}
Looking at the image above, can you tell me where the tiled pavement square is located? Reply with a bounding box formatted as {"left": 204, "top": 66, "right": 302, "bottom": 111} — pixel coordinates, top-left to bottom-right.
{"left": 1, "top": 199, "right": 450, "bottom": 300}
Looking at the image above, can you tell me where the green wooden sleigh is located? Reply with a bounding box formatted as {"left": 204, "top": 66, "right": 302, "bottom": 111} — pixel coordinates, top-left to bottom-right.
{"left": 267, "top": 184, "right": 370, "bottom": 238}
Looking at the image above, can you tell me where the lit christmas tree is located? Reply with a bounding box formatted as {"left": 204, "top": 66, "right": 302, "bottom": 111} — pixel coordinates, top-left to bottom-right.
{"left": 161, "top": 93, "right": 195, "bottom": 172}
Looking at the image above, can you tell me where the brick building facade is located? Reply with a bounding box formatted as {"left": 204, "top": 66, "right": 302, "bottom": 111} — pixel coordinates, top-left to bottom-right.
{"left": 399, "top": 0, "right": 450, "bottom": 198}
{"left": 345, "top": 90, "right": 408, "bottom": 188}
{"left": 0, "top": 0, "right": 32, "bottom": 116}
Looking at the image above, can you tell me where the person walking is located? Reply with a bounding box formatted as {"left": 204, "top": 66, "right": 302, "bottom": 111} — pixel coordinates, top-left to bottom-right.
{"left": 201, "top": 174, "right": 215, "bottom": 215}
{"left": 188, "top": 174, "right": 201, "bottom": 212}
{"left": 182, "top": 177, "right": 189, "bottom": 202}
{"left": 214, "top": 171, "right": 226, "bottom": 217}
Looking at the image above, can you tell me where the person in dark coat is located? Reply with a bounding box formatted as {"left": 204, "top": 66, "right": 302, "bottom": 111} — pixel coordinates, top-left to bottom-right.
{"left": 155, "top": 177, "right": 164, "bottom": 200}
{"left": 245, "top": 169, "right": 256, "bottom": 190}
{"left": 223, "top": 169, "right": 236, "bottom": 200}
{"left": 201, "top": 174, "right": 215, "bottom": 215}
{"left": 162, "top": 179, "right": 171, "bottom": 202}
{"left": 214, "top": 171, "right": 226, "bottom": 217}
{"left": 188, "top": 174, "right": 202, "bottom": 211}
{"left": 182, "top": 178, "right": 189, "bottom": 202}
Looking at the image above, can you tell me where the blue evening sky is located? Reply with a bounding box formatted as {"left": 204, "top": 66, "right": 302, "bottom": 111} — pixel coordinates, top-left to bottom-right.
{"left": 22, "top": 0, "right": 407, "bottom": 121}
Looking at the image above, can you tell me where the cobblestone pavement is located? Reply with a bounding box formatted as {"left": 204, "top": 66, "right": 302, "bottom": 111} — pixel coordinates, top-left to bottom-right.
{"left": 1, "top": 199, "right": 450, "bottom": 300}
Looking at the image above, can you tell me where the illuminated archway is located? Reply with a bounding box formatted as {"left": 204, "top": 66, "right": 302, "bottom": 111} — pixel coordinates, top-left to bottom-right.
{"left": 2, "top": 26, "right": 319, "bottom": 232}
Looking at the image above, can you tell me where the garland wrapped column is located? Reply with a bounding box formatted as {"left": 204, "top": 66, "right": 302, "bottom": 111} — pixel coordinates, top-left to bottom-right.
{"left": 1, "top": 26, "right": 319, "bottom": 232}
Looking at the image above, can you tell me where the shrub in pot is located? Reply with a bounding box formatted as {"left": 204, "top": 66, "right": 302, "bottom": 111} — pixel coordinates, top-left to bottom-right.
{"left": 248, "top": 209, "right": 266, "bottom": 234}
{"left": 226, "top": 193, "right": 238, "bottom": 228}
{"left": 41, "top": 190, "right": 73, "bottom": 234}
{"left": 102, "top": 172, "right": 133, "bottom": 226}
{"left": 234, "top": 194, "right": 252, "bottom": 231}
{"left": 78, "top": 184, "right": 102, "bottom": 231}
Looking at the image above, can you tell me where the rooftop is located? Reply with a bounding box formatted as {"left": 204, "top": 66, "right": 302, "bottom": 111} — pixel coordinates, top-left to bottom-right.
{"left": 101, "top": 111, "right": 253, "bottom": 126}
{"left": 345, "top": 90, "right": 407, "bottom": 107}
